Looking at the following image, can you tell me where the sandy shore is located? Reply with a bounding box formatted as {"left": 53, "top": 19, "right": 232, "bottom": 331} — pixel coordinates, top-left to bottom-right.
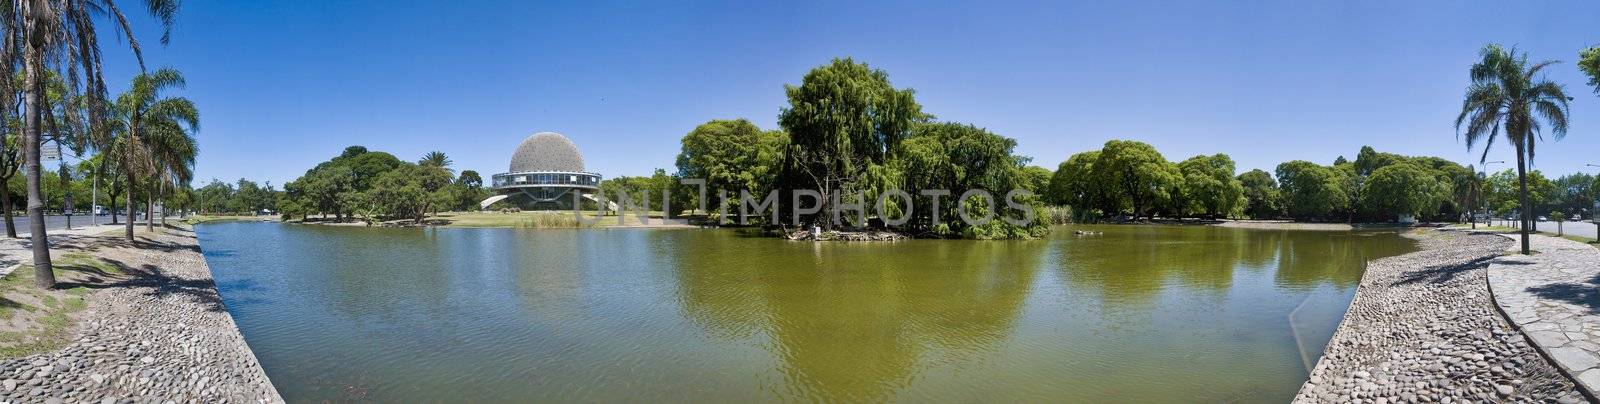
{"left": 1295, "top": 229, "right": 1584, "bottom": 403}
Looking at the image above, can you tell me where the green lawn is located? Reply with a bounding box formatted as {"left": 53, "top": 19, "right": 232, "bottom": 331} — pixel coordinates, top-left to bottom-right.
{"left": 0, "top": 253, "right": 121, "bottom": 358}
{"left": 428, "top": 211, "right": 691, "bottom": 228}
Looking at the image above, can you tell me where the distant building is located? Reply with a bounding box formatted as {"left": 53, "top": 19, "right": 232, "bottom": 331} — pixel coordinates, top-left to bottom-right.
{"left": 480, "top": 132, "right": 603, "bottom": 210}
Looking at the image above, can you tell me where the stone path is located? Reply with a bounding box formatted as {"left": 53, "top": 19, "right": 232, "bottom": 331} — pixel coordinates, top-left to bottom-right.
{"left": 1488, "top": 233, "right": 1600, "bottom": 397}
{"left": 1295, "top": 229, "right": 1584, "bottom": 403}
{"left": 0, "top": 225, "right": 282, "bottom": 402}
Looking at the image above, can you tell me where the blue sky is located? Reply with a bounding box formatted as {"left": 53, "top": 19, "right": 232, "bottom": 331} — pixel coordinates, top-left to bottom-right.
{"left": 93, "top": 1, "right": 1600, "bottom": 186}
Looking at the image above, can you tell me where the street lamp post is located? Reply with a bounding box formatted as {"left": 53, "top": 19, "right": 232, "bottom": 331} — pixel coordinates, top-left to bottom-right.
{"left": 1584, "top": 163, "right": 1600, "bottom": 236}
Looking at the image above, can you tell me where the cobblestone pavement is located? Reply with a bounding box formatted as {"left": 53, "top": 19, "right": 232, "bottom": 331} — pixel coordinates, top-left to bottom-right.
{"left": 1296, "top": 229, "right": 1584, "bottom": 403}
{"left": 0, "top": 225, "right": 281, "bottom": 402}
{"left": 1488, "top": 232, "right": 1600, "bottom": 397}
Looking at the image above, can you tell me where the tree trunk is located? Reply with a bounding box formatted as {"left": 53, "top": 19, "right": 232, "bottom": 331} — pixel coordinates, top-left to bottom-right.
{"left": 2, "top": 185, "right": 15, "bottom": 238}
{"left": 125, "top": 171, "right": 135, "bottom": 241}
{"left": 109, "top": 190, "right": 120, "bottom": 224}
{"left": 1516, "top": 147, "right": 1531, "bottom": 255}
{"left": 145, "top": 183, "right": 154, "bottom": 232}
{"left": 21, "top": 40, "right": 53, "bottom": 288}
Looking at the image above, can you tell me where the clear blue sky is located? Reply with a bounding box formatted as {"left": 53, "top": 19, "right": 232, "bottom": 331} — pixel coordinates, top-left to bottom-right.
{"left": 93, "top": 1, "right": 1600, "bottom": 187}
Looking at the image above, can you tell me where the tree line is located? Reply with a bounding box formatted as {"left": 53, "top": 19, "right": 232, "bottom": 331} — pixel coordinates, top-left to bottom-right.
{"left": 0, "top": 0, "right": 199, "bottom": 289}
{"left": 268, "top": 147, "right": 488, "bottom": 224}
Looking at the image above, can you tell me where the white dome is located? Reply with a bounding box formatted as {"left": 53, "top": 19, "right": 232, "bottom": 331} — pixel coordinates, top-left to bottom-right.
{"left": 509, "top": 132, "right": 585, "bottom": 173}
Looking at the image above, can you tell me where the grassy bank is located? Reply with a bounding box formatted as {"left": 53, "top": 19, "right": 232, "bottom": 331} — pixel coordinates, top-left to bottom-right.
{"left": 429, "top": 211, "right": 692, "bottom": 228}
{"left": 0, "top": 253, "right": 121, "bottom": 358}
{"left": 183, "top": 215, "right": 277, "bottom": 225}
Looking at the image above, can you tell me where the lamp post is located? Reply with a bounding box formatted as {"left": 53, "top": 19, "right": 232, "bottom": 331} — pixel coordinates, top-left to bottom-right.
{"left": 1482, "top": 161, "right": 1504, "bottom": 228}
{"left": 1584, "top": 163, "right": 1600, "bottom": 234}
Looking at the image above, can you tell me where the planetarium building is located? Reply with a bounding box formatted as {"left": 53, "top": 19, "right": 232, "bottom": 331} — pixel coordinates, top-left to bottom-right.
{"left": 481, "top": 132, "right": 603, "bottom": 210}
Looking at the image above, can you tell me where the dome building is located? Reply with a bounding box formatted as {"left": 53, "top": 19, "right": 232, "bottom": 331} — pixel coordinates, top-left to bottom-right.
{"left": 482, "top": 132, "right": 603, "bottom": 210}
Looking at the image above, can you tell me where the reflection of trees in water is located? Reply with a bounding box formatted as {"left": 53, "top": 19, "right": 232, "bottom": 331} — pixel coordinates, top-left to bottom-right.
{"left": 1272, "top": 232, "right": 1412, "bottom": 289}
{"left": 1056, "top": 227, "right": 1414, "bottom": 304}
{"left": 294, "top": 226, "right": 456, "bottom": 322}
{"left": 663, "top": 233, "right": 1044, "bottom": 402}
{"left": 1056, "top": 226, "right": 1244, "bottom": 305}
{"left": 508, "top": 231, "right": 587, "bottom": 323}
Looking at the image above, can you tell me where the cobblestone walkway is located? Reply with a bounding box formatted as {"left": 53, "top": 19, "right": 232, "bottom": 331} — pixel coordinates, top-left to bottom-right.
{"left": 1488, "top": 233, "right": 1600, "bottom": 396}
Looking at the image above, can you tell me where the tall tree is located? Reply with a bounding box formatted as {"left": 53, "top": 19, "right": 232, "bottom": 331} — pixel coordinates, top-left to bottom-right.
{"left": 104, "top": 68, "right": 198, "bottom": 240}
{"left": 11, "top": 0, "right": 180, "bottom": 288}
{"left": 1094, "top": 140, "right": 1180, "bottom": 220}
{"left": 1456, "top": 44, "right": 1572, "bottom": 254}
{"left": 675, "top": 119, "right": 786, "bottom": 213}
{"left": 418, "top": 150, "right": 451, "bottom": 171}
{"left": 1175, "top": 154, "right": 1244, "bottom": 219}
{"left": 776, "top": 58, "right": 925, "bottom": 228}
{"left": 1045, "top": 151, "right": 1103, "bottom": 218}
{"left": 1276, "top": 160, "right": 1348, "bottom": 221}
{"left": 145, "top": 111, "right": 195, "bottom": 227}
{"left": 1238, "top": 169, "right": 1280, "bottom": 219}
{"left": 1580, "top": 46, "right": 1600, "bottom": 95}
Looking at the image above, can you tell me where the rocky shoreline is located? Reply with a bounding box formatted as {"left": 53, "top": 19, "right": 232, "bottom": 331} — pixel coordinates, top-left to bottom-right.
{"left": 0, "top": 225, "right": 281, "bottom": 403}
{"left": 1295, "top": 229, "right": 1586, "bottom": 403}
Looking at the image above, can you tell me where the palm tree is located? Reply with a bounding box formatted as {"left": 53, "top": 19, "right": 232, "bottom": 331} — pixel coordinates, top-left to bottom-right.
{"left": 104, "top": 68, "right": 196, "bottom": 240}
{"left": 1456, "top": 44, "right": 1572, "bottom": 254}
{"left": 143, "top": 110, "right": 195, "bottom": 228}
{"left": 6, "top": 0, "right": 179, "bottom": 288}
{"left": 419, "top": 151, "right": 452, "bottom": 171}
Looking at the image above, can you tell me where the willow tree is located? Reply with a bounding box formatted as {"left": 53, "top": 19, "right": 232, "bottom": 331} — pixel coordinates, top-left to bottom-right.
{"left": 1095, "top": 140, "right": 1180, "bottom": 220}
{"left": 776, "top": 58, "right": 925, "bottom": 228}
{"left": 1456, "top": 44, "right": 1571, "bottom": 255}
{"left": 8, "top": 0, "right": 179, "bottom": 288}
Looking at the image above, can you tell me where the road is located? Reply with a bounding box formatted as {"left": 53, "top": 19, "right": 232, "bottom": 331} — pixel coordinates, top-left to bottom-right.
{"left": 1480, "top": 219, "right": 1600, "bottom": 239}
{"left": 0, "top": 213, "right": 145, "bottom": 235}
{"left": 1534, "top": 220, "right": 1599, "bottom": 239}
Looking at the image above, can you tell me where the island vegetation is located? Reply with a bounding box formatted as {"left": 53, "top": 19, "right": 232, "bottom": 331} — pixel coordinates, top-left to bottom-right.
{"left": 169, "top": 45, "right": 1600, "bottom": 242}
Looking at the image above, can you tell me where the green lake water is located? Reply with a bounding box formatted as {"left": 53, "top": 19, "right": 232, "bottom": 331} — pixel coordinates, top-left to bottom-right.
{"left": 196, "top": 222, "right": 1416, "bottom": 402}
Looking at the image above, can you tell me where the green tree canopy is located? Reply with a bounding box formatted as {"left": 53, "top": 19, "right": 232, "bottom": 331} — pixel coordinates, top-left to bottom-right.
{"left": 900, "top": 122, "right": 1044, "bottom": 237}
{"left": 1238, "top": 169, "right": 1280, "bottom": 219}
{"left": 675, "top": 119, "right": 787, "bottom": 211}
{"left": 1275, "top": 160, "right": 1348, "bottom": 221}
{"left": 1361, "top": 163, "right": 1450, "bottom": 219}
{"left": 1581, "top": 46, "right": 1600, "bottom": 95}
{"left": 776, "top": 58, "right": 926, "bottom": 226}
{"left": 1094, "top": 140, "right": 1180, "bottom": 219}
{"left": 1175, "top": 154, "right": 1244, "bottom": 218}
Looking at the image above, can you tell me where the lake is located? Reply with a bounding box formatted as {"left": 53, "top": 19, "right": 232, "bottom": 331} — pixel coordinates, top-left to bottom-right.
{"left": 196, "top": 222, "right": 1416, "bottom": 402}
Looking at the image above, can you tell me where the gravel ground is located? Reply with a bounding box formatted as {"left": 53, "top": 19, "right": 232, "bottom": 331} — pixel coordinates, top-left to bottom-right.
{"left": 1295, "top": 229, "right": 1586, "bottom": 403}
{"left": 0, "top": 226, "right": 281, "bottom": 403}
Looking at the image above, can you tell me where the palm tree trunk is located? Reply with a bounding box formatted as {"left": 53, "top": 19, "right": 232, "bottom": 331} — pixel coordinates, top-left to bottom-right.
{"left": 21, "top": 40, "right": 52, "bottom": 288}
{"left": 145, "top": 182, "right": 154, "bottom": 232}
{"left": 1516, "top": 148, "right": 1531, "bottom": 254}
{"left": 124, "top": 171, "right": 135, "bottom": 241}
{"left": 109, "top": 189, "right": 119, "bottom": 225}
